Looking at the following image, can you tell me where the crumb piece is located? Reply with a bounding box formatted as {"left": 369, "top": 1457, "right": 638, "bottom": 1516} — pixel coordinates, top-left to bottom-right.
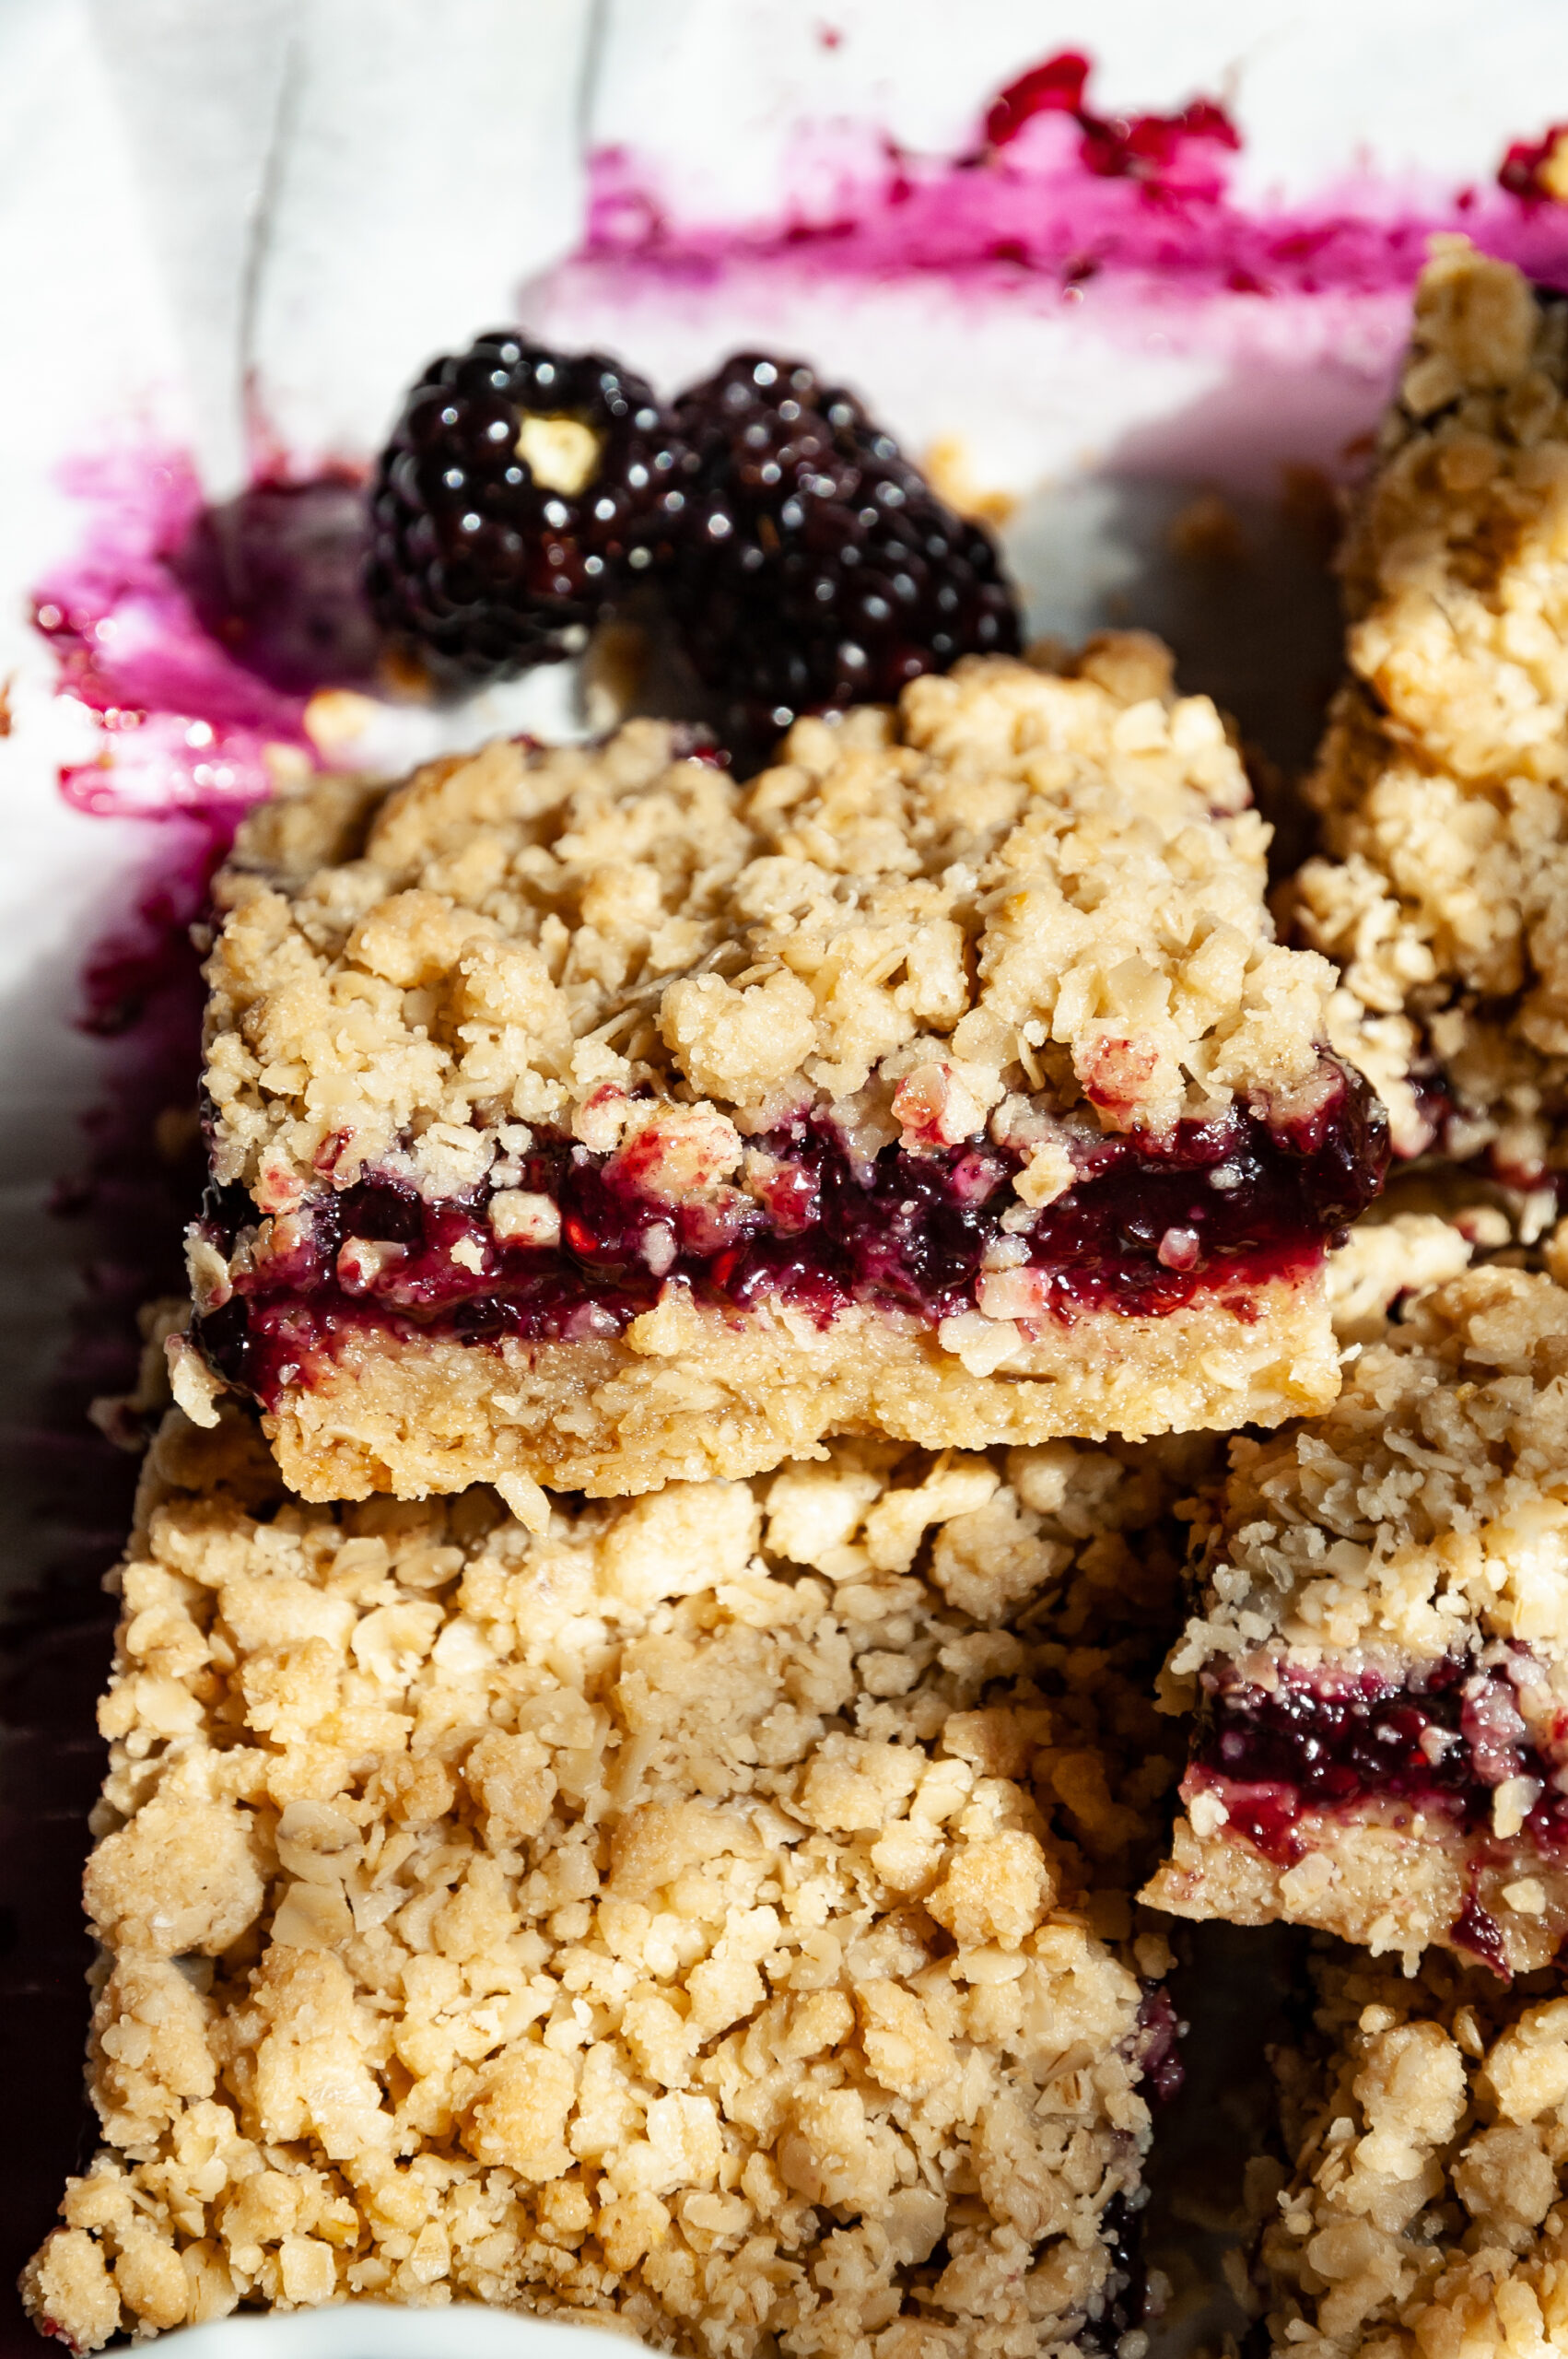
{"left": 1325, "top": 1209, "right": 1474, "bottom": 1344}
{"left": 919, "top": 437, "right": 1018, "bottom": 526}
{"left": 165, "top": 1332, "right": 224, "bottom": 1429}
{"left": 1167, "top": 493, "right": 1246, "bottom": 567}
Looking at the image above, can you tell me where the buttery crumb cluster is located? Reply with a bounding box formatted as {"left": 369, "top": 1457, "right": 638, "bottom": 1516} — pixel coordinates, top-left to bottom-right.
{"left": 24, "top": 1409, "right": 1195, "bottom": 2355}
{"left": 1292, "top": 241, "right": 1568, "bottom": 1178}
{"left": 1146, "top": 1267, "right": 1568, "bottom": 1973}
{"left": 1261, "top": 1945, "right": 1568, "bottom": 2359}
{"left": 1169, "top": 1266, "right": 1568, "bottom": 1672}
{"left": 205, "top": 642, "right": 1333, "bottom": 1218}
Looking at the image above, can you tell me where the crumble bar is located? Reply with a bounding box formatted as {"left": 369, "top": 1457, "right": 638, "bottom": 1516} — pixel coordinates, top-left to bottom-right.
{"left": 1144, "top": 1266, "right": 1568, "bottom": 1976}
{"left": 1291, "top": 241, "right": 1568, "bottom": 1183}
{"left": 182, "top": 641, "right": 1383, "bottom": 1504}
{"left": 24, "top": 1406, "right": 1195, "bottom": 2354}
{"left": 1258, "top": 1943, "right": 1568, "bottom": 2359}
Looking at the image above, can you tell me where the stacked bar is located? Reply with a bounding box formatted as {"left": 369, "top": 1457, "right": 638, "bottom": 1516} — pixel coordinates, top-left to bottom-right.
{"left": 178, "top": 643, "right": 1383, "bottom": 1506}
{"left": 1145, "top": 1265, "right": 1568, "bottom": 1977}
{"left": 1292, "top": 241, "right": 1568, "bottom": 1190}
{"left": 24, "top": 1404, "right": 1197, "bottom": 2353}
{"left": 1259, "top": 1942, "right": 1568, "bottom": 2359}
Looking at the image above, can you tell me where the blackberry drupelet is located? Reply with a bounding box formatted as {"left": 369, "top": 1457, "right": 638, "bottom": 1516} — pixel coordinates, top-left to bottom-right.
{"left": 367, "top": 334, "right": 686, "bottom": 682}
{"left": 667, "top": 352, "right": 1021, "bottom": 764}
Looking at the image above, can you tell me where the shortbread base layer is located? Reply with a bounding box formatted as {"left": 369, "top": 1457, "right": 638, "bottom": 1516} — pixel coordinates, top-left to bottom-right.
{"left": 250, "top": 1277, "right": 1339, "bottom": 1501}
{"left": 1143, "top": 1809, "right": 1568, "bottom": 1976}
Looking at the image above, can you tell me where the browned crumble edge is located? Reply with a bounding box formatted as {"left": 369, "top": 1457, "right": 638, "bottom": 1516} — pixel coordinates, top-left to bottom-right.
{"left": 1258, "top": 1942, "right": 1568, "bottom": 2359}
{"left": 1143, "top": 1266, "right": 1568, "bottom": 1975}
{"left": 177, "top": 638, "right": 1360, "bottom": 1501}
{"left": 22, "top": 1406, "right": 1207, "bottom": 2355}
{"left": 1289, "top": 240, "right": 1568, "bottom": 1184}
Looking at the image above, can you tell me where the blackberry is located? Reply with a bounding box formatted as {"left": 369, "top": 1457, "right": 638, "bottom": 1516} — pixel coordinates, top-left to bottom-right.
{"left": 367, "top": 334, "right": 686, "bottom": 682}
{"left": 666, "top": 353, "right": 1021, "bottom": 763}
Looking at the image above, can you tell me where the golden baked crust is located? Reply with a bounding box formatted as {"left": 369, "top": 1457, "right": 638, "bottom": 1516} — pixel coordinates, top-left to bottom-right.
{"left": 24, "top": 1409, "right": 1197, "bottom": 2353}
{"left": 1143, "top": 1267, "right": 1568, "bottom": 1972}
{"left": 1290, "top": 241, "right": 1568, "bottom": 1175}
{"left": 1261, "top": 1945, "right": 1568, "bottom": 2359}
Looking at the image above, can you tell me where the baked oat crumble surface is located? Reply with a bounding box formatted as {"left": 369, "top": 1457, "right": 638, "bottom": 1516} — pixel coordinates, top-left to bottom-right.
{"left": 1169, "top": 1265, "right": 1568, "bottom": 1673}
{"left": 24, "top": 1408, "right": 1199, "bottom": 2353}
{"left": 1262, "top": 1944, "right": 1568, "bottom": 2359}
{"left": 1291, "top": 241, "right": 1568, "bottom": 1180}
{"left": 205, "top": 646, "right": 1332, "bottom": 1211}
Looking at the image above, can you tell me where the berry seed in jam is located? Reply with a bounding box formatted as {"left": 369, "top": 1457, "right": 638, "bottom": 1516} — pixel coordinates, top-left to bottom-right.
{"left": 192, "top": 1059, "right": 1387, "bottom": 1411}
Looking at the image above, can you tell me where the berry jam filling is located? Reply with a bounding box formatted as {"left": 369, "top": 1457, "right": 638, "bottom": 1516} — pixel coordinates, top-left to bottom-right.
{"left": 1132, "top": 1986, "right": 1186, "bottom": 2106}
{"left": 1189, "top": 1649, "right": 1568, "bottom": 1870}
{"left": 193, "top": 1061, "right": 1386, "bottom": 1404}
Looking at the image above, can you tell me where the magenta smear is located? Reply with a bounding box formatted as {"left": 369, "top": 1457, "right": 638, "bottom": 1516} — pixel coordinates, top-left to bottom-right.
{"left": 32, "top": 451, "right": 320, "bottom": 819}
{"left": 580, "top": 55, "right": 1568, "bottom": 305}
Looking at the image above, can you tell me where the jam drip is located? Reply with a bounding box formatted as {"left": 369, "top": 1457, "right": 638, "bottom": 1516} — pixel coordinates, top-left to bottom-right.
{"left": 193, "top": 1063, "right": 1387, "bottom": 1407}
{"left": 1191, "top": 1649, "right": 1568, "bottom": 1868}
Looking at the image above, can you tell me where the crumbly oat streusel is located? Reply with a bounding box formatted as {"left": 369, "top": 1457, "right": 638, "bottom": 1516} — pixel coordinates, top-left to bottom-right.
{"left": 25, "top": 1409, "right": 1199, "bottom": 2355}
{"left": 1260, "top": 1943, "right": 1568, "bottom": 2359}
{"left": 1165, "top": 1267, "right": 1568, "bottom": 1674}
{"left": 182, "top": 641, "right": 1365, "bottom": 1499}
{"left": 206, "top": 643, "right": 1332, "bottom": 1211}
{"left": 1291, "top": 241, "right": 1568, "bottom": 1177}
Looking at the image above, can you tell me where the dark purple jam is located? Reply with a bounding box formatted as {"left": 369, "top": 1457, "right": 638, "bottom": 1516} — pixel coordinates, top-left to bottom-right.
{"left": 984, "top": 50, "right": 1240, "bottom": 191}
{"left": 193, "top": 1061, "right": 1387, "bottom": 1408}
{"left": 1191, "top": 1649, "right": 1568, "bottom": 1869}
{"left": 1452, "top": 1886, "right": 1512, "bottom": 1977}
{"left": 1133, "top": 1985, "right": 1187, "bottom": 2104}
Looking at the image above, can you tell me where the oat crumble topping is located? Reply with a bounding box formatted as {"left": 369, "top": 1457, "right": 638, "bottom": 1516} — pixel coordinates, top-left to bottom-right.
{"left": 1291, "top": 241, "right": 1568, "bottom": 1176}
{"left": 1262, "top": 1944, "right": 1568, "bottom": 2359}
{"left": 1166, "top": 1267, "right": 1568, "bottom": 1677}
{"left": 24, "top": 1409, "right": 1198, "bottom": 2353}
{"left": 206, "top": 644, "right": 1335, "bottom": 1217}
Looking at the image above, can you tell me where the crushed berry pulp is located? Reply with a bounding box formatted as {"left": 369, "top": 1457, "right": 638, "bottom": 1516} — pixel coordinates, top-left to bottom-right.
{"left": 193, "top": 1062, "right": 1387, "bottom": 1405}
{"left": 1189, "top": 1649, "right": 1568, "bottom": 1868}
{"left": 1133, "top": 1986, "right": 1186, "bottom": 2105}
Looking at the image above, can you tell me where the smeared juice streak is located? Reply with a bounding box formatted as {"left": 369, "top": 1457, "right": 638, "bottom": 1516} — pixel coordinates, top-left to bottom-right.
{"left": 34, "top": 452, "right": 310, "bottom": 816}
{"left": 33, "top": 455, "right": 374, "bottom": 822}
{"left": 581, "top": 94, "right": 1568, "bottom": 309}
